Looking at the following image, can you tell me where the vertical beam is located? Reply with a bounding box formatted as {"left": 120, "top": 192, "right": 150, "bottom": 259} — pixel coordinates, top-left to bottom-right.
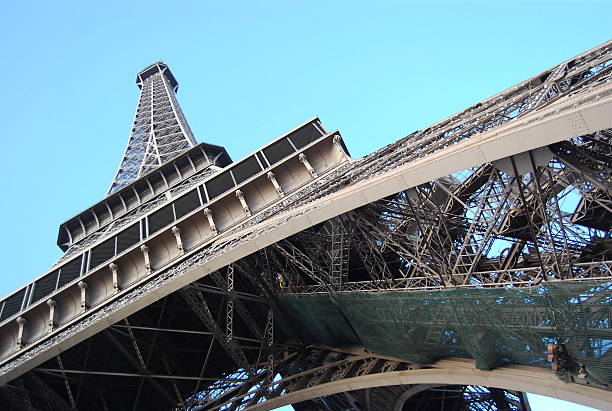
{"left": 235, "top": 190, "right": 252, "bottom": 217}
{"left": 140, "top": 244, "right": 152, "bottom": 273}
{"left": 267, "top": 172, "right": 285, "bottom": 197}
{"left": 172, "top": 226, "right": 185, "bottom": 254}
{"left": 226, "top": 266, "right": 234, "bottom": 342}
{"left": 109, "top": 263, "right": 120, "bottom": 293}
{"left": 298, "top": 153, "right": 318, "bottom": 178}
{"left": 265, "top": 309, "right": 274, "bottom": 386}
{"left": 203, "top": 208, "right": 217, "bottom": 235}
{"left": 47, "top": 299, "right": 57, "bottom": 330}
{"left": 16, "top": 317, "right": 26, "bottom": 350}
{"left": 78, "top": 281, "right": 89, "bottom": 313}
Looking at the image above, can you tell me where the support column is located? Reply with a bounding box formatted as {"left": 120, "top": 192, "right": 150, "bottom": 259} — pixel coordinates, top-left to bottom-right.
{"left": 109, "top": 262, "right": 120, "bottom": 293}
{"left": 140, "top": 244, "right": 152, "bottom": 274}
{"left": 333, "top": 134, "right": 343, "bottom": 150}
{"left": 298, "top": 153, "right": 318, "bottom": 178}
{"left": 235, "top": 190, "right": 252, "bottom": 217}
{"left": 265, "top": 308, "right": 274, "bottom": 386}
{"left": 172, "top": 226, "right": 185, "bottom": 254}
{"left": 203, "top": 208, "right": 217, "bottom": 235}
{"left": 46, "top": 299, "right": 57, "bottom": 330}
{"left": 332, "top": 135, "right": 347, "bottom": 161}
{"left": 78, "top": 281, "right": 89, "bottom": 312}
{"left": 15, "top": 317, "right": 26, "bottom": 349}
{"left": 226, "top": 266, "right": 234, "bottom": 342}
{"left": 267, "top": 171, "right": 285, "bottom": 198}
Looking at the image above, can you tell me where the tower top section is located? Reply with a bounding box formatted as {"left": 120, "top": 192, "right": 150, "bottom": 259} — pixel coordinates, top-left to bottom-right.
{"left": 107, "top": 61, "right": 203, "bottom": 195}
{"left": 136, "top": 61, "right": 179, "bottom": 91}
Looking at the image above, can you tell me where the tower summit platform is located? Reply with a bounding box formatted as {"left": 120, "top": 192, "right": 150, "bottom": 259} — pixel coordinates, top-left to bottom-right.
{"left": 136, "top": 61, "right": 179, "bottom": 91}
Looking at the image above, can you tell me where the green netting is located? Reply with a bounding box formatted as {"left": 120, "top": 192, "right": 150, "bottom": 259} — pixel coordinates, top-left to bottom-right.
{"left": 277, "top": 281, "right": 611, "bottom": 386}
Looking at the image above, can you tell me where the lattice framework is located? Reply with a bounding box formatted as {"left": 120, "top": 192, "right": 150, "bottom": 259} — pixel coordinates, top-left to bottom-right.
{"left": 108, "top": 62, "right": 197, "bottom": 195}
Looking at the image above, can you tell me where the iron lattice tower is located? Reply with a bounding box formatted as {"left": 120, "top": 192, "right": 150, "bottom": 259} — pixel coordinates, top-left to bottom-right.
{"left": 108, "top": 62, "right": 198, "bottom": 195}
{"left": 1, "top": 41, "right": 611, "bottom": 411}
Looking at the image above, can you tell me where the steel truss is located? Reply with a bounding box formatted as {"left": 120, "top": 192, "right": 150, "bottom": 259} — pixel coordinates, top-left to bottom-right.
{"left": 108, "top": 62, "right": 197, "bottom": 194}
{"left": 184, "top": 348, "right": 529, "bottom": 411}
{"left": 268, "top": 132, "right": 611, "bottom": 294}
{"left": 1, "top": 43, "right": 611, "bottom": 410}
{"left": 5, "top": 265, "right": 295, "bottom": 410}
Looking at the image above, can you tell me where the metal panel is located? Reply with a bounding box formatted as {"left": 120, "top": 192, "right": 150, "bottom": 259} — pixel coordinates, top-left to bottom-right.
{"left": 287, "top": 123, "right": 323, "bottom": 149}
{"left": 173, "top": 190, "right": 201, "bottom": 220}
{"left": 231, "top": 155, "right": 262, "bottom": 185}
{"left": 90, "top": 237, "right": 116, "bottom": 270}
{"left": 57, "top": 256, "right": 83, "bottom": 289}
{"left": 147, "top": 204, "right": 175, "bottom": 235}
{"left": 0, "top": 288, "right": 26, "bottom": 322}
{"left": 263, "top": 138, "right": 296, "bottom": 165}
{"left": 205, "top": 171, "right": 235, "bottom": 200}
{"left": 116, "top": 223, "right": 141, "bottom": 254}
{"left": 31, "top": 271, "right": 60, "bottom": 304}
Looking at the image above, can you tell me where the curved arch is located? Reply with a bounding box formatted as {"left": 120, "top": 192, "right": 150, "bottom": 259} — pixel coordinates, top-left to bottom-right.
{"left": 252, "top": 364, "right": 611, "bottom": 411}
{"left": 393, "top": 384, "right": 441, "bottom": 411}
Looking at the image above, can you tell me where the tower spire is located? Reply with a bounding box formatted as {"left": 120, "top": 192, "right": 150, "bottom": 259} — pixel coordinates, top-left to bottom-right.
{"left": 108, "top": 61, "right": 197, "bottom": 195}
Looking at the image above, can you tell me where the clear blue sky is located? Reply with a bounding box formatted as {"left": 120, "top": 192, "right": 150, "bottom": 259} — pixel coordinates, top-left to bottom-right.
{"left": 0, "top": 1, "right": 608, "bottom": 409}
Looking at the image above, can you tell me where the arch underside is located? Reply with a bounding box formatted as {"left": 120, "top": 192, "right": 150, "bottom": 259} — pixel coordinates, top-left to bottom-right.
{"left": 247, "top": 358, "right": 609, "bottom": 411}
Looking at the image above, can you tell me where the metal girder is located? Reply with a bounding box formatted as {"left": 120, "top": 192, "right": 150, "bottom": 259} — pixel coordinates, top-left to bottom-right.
{"left": 328, "top": 218, "right": 350, "bottom": 290}
{"left": 186, "top": 347, "right": 530, "bottom": 411}
{"left": 180, "top": 286, "right": 249, "bottom": 370}
{"left": 279, "top": 135, "right": 612, "bottom": 294}
{"left": 102, "top": 328, "right": 176, "bottom": 406}
{"left": 6, "top": 373, "right": 75, "bottom": 411}
{"left": 209, "top": 269, "right": 265, "bottom": 341}
{"left": 108, "top": 62, "right": 197, "bottom": 194}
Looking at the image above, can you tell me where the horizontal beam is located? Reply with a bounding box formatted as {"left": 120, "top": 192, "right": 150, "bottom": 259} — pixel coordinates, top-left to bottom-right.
{"left": 110, "top": 324, "right": 265, "bottom": 344}
{"left": 188, "top": 283, "right": 267, "bottom": 303}
{"left": 37, "top": 368, "right": 246, "bottom": 382}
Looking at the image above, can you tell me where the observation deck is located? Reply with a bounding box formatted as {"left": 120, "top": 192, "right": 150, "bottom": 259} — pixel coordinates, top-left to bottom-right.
{"left": 136, "top": 61, "right": 179, "bottom": 91}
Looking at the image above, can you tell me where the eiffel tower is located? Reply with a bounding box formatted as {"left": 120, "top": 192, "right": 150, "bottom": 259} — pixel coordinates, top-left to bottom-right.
{"left": 0, "top": 41, "right": 611, "bottom": 410}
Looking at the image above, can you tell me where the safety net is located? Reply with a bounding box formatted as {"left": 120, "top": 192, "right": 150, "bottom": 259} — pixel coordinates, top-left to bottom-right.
{"left": 276, "top": 281, "right": 611, "bottom": 386}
